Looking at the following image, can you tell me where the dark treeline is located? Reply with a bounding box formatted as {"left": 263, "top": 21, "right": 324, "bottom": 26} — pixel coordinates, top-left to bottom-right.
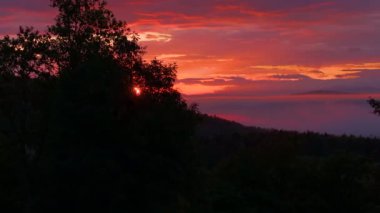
{"left": 1, "top": 0, "right": 380, "bottom": 212}
{"left": 194, "top": 116, "right": 380, "bottom": 213}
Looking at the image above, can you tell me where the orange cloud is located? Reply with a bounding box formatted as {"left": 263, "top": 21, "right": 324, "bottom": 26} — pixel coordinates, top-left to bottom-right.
{"left": 138, "top": 32, "right": 172, "bottom": 42}
{"left": 250, "top": 63, "right": 380, "bottom": 80}
{"left": 174, "top": 82, "right": 230, "bottom": 95}
{"left": 156, "top": 54, "right": 187, "bottom": 60}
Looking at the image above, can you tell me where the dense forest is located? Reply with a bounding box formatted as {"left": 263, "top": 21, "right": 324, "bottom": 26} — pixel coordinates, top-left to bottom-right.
{"left": 1, "top": 0, "right": 380, "bottom": 212}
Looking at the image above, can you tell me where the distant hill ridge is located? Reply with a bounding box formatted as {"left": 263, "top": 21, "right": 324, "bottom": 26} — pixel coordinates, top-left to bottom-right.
{"left": 196, "top": 114, "right": 380, "bottom": 162}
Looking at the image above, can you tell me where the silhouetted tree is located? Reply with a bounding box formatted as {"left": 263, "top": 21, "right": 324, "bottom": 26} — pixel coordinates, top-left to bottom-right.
{"left": 0, "top": 0, "right": 199, "bottom": 212}
{"left": 369, "top": 98, "right": 380, "bottom": 116}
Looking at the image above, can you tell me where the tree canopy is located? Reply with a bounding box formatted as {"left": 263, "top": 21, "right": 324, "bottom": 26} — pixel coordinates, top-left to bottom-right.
{"left": 0, "top": 0, "right": 199, "bottom": 212}
{"left": 0, "top": 0, "right": 178, "bottom": 94}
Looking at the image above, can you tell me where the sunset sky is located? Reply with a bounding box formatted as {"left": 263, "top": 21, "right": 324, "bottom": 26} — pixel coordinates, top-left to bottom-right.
{"left": 2, "top": 0, "right": 380, "bottom": 136}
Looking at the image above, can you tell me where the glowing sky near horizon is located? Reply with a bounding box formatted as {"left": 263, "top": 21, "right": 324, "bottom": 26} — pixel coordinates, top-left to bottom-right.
{"left": 2, "top": 0, "right": 380, "bottom": 136}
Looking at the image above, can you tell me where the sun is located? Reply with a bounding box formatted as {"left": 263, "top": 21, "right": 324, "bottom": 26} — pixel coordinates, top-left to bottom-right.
{"left": 133, "top": 87, "right": 142, "bottom": 96}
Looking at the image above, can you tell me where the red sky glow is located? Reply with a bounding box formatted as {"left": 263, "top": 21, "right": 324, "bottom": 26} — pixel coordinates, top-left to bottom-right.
{"left": 2, "top": 0, "right": 380, "bottom": 136}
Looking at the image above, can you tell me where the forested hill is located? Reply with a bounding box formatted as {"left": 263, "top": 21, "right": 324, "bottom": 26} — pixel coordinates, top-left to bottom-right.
{"left": 195, "top": 115, "right": 258, "bottom": 137}
{"left": 192, "top": 115, "right": 380, "bottom": 212}
{"left": 196, "top": 115, "right": 380, "bottom": 165}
